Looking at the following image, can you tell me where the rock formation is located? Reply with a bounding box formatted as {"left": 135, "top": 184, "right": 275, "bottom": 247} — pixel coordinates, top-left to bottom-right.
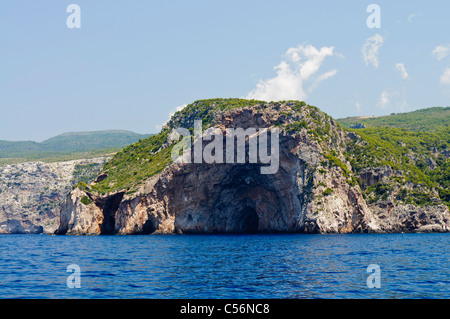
{"left": 56, "top": 100, "right": 450, "bottom": 235}
{"left": 0, "top": 157, "right": 108, "bottom": 234}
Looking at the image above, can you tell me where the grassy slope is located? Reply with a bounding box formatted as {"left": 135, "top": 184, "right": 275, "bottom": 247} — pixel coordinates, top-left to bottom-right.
{"left": 0, "top": 130, "right": 151, "bottom": 165}
{"left": 338, "top": 107, "right": 450, "bottom": 133}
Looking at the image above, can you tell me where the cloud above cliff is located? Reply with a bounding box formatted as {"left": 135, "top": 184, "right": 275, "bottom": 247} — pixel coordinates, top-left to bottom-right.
{"left": 362, "top": 34, "right": 383, "bottom": 68}
{"left": 407, "top": 13, "right": 421, "bottom": 23}
{"left": 432, "top": 45, "right": 450, "bottom": 61}
{"left": 440, "top": 68, "right": 450, "bottom": 85}
{"left": 395, "top": 63, "right": 409, "bottom": 79}
{"left": 377, "top": 88, "right": 407, "bottom": 110}
{"left": 378, "top": 89, "right": 391, "bottom": 108}
{"left": 246, "top": 44, "right": 338, "bottom": 101}
{"left": 155, "top": 104, "right": 187, "bottom": 130}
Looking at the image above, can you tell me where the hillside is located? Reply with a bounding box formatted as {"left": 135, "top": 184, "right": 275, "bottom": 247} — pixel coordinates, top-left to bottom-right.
{"left": 337, "top": 108, "right": 450, "bottom": 209}
{"left": 40, "top": 130, "right": 151, "bottom": 152}
{"left": 337, "top": 107, "right": 450, "bottom": 133}
{"left": 0, "top": 130, "right": 151, "bottom": 165}
{"left": 58, "top": 99, "right": 449, "bottom": 235}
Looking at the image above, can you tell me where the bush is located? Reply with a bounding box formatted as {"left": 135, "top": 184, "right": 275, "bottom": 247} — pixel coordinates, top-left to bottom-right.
{"left": 80, "top": 196, "right": 92, "bottom": 205}
{"left": 285, "top": 121, "right": 308, "bottom": 133}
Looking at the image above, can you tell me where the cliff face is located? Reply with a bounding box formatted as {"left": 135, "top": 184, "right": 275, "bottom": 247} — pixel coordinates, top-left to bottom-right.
{"left": 0, "top": 157, "right": 108, "bottom": 234}
{"left": 57, "top": 100, "right": 450, "bottom": 235}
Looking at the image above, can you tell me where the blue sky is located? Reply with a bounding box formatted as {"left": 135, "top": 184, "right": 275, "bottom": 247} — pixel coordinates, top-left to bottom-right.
{"left": 1, "top": 0, "right": 450, "bottom": 141}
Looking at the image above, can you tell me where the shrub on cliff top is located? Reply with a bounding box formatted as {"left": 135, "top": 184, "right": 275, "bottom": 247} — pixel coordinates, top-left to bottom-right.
{"left": 80, "top": 196, "right": 92, "bottom": 205}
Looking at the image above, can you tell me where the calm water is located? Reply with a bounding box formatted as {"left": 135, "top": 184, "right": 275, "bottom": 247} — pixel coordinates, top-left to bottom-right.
{"left": 0, "top": 233, "right": 448, "bottom": 299}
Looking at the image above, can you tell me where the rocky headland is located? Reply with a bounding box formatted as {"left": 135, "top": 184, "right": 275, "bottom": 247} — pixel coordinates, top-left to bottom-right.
{"left": 55, "top": 99, "right": 450, "bottom": 235}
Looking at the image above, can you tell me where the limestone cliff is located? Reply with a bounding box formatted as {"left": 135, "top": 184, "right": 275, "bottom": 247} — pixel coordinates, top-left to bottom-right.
{"left": 56, "top": 100, "right": 450, "bottom": 235}
{"left": 0, "top": 157, "right": 108, "bottom": 233}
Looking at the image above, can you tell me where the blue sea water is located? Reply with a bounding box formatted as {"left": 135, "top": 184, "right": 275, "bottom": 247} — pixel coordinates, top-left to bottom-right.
{"left": 0, "top": 233, "right": 448, "bottom": 299}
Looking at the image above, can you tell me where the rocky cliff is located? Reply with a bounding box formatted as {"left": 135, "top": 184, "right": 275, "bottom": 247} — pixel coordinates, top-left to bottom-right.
{"left": 0, "top": 157, "right": 109, "bottom": 234}
{"left": 56, "top": 99, "right": 450, "bottom": 235}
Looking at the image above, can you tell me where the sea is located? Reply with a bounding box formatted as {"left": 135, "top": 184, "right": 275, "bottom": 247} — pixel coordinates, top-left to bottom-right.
{"left": 0, "top": 233, "right": 448, "bottom": 299}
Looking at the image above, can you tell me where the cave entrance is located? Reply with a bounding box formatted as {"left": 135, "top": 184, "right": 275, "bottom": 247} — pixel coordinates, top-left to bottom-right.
{"left": 236, "top": 206, "right": 259, "bottom": 233}
{"left": 139, "top": 216, "right": 158, "bottom": 235}
{"left": 211, "top": 165, "right": 281, "bottom": 234}
{"left": 100, "top": 192, "right": 124, "bottom": 235}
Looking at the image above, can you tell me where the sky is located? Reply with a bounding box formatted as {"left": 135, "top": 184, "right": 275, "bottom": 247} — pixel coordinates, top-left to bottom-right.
{"left": 1, "top": 0, "right": 450, "bottom": 141}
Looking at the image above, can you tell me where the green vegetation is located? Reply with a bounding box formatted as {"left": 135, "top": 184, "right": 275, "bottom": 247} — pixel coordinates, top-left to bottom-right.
{"left": 90, "top": 132, "right": 174, "bottom": 194}
{"left": 72, "top": 162, "right": 104, "bottom": 185}
{"left": 323, "top": 151, "right": 352, "bottom": 177}
{"left": 74, "top": 182, "right": 90, "bottom": 192}
{"left": 290, "top": 101, "right": 307, "bottom": 111}
{"left": 170, "top": 98, "right": 265, "bottom": 130}
{"left": 342, "top": 115, "right": 449, "bottom": 208}
{"left": 0, "top": 148, "right": 121, "bottom": 166}
{"left": 285, "top": 120, "right": 308, "bottom": 133}
{"left": 80, "top": 196, "right": 92, "bottom": 205}
{"left": 0, "top": 130, "right": 151, "bottom": 165}
{"left": 323, "top": 188, "right": 334, "bottom": 196}
{"left": 364, "top": 182, "right": 394, "bottom": 203}
{"left": 40, "top": 130, "right": 151, "bottom": 152}
{"left": 337, "top": 107, "right": 450, "bottom": 133}
{"left": 345, "top": 127, "right": 446, "bottom": 174}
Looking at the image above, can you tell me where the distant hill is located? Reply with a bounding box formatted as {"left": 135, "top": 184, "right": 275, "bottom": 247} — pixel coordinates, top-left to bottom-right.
{"left": 39, "top": 130, "right": 151, "bottom": 152}
{"left": 0, "top": 130, "right": 152, "bottom": 164}
{"left": 337, "top": 107, "right": 450, "bottom": 133}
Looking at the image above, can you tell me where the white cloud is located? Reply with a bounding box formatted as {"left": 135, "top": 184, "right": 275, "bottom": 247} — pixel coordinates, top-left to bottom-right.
{"left": 440, "top": 68, "right": 450, "bottom": 85}
{"left": 395, "top": 63, "right": 409, "bottom": 79}
{"left": 246, "top": 44, "right": 338, "bottom": 101}
{"left": 169, "top": 104, "right": 186, "bottom": 118}
{"left": 308, "top": 69, "right": 338, "bottom": 93}
{"left": 377, "top": 89, "right": 407, "bottom": 110}
{"left": 407, "top": 13, "right": 421, "bottom": 23}
{"left": 432, "top": 45, "right": 450, "bottom": 61}
{"left": 350, "top": 94, "right": 362, "bottom": 112}
{"left": 378, "top": 90, "right": 390, "bottom": 108}
{"left": 362, "top": 34, "right": 384, "bottom": 68}
{"left": 155, "top": 104, "right": 187, "bottom": 131}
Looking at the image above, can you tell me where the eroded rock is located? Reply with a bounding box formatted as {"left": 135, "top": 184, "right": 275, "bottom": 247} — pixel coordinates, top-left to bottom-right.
{"left": 57, "top": 102, "right": 450, "bottom": 235}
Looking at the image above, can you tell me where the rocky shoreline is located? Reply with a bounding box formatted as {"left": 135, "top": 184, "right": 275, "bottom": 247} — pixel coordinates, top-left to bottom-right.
{"left": 0, "top": 157, "right": 108, "bottom": 234}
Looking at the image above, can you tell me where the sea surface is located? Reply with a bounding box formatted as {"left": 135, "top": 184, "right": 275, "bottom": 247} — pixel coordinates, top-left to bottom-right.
{"left": 0, "top": 233, "right": 448, "bottom": 299}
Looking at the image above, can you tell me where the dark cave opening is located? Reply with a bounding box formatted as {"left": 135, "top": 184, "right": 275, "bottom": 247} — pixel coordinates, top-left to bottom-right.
{"left": 100, "top": 192, "right": 124, "bottom": 235}
{"left": 236, "top": 206, "right": 259, "bottom": 233}
{"left": 140, "top": 216, "right": 158, "bottom": 235}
